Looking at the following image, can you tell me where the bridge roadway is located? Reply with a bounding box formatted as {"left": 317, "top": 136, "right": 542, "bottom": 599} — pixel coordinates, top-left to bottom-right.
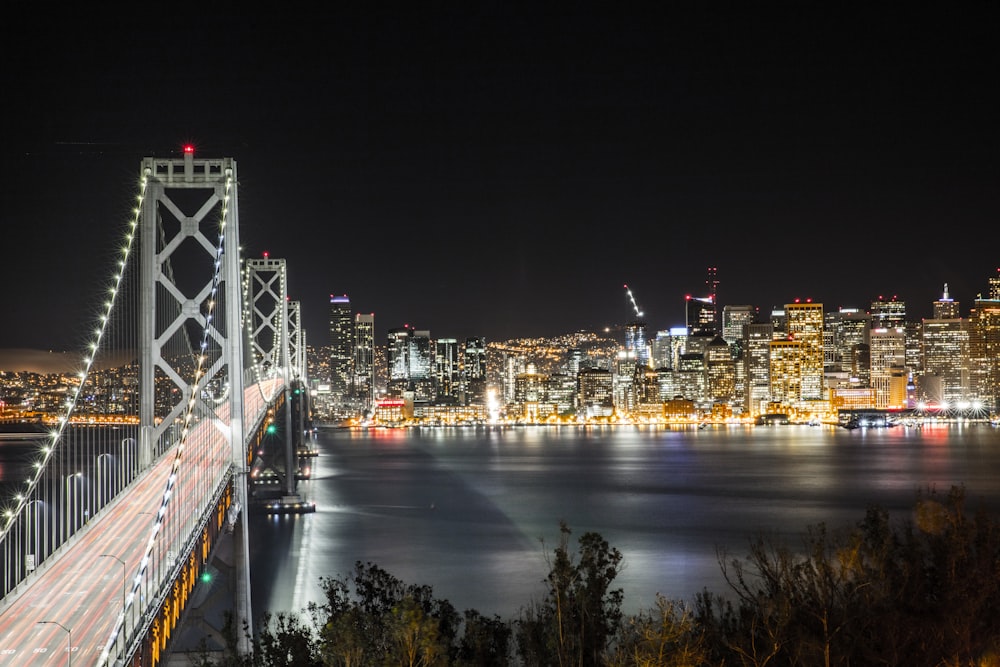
{"left": 0, "top": 378, "right": 283, "bottom": 666}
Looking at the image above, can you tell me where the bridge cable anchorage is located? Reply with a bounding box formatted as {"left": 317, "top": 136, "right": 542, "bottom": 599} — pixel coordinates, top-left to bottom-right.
{"left": 99, "top": 171, "right": 235, "bottom": 666}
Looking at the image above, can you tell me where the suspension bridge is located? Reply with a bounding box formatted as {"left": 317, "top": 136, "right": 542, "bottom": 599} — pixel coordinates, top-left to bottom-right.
{"left": 0, "top": 150, "right": 313, "bottom": 666}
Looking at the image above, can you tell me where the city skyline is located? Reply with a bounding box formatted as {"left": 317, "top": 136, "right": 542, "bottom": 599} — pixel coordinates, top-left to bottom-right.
{"left": 3, "top": 6, "right": 999, "bottom": 350}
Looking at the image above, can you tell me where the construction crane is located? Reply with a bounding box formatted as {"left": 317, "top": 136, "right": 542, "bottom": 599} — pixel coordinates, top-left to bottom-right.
{"left": 623, "top": 284, "right": 644, "bottom": 319}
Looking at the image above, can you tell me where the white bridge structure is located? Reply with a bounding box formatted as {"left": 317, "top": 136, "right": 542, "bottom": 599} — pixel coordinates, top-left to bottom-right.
{"left": 0, "top": 150, "right": 311, "bottom": 666}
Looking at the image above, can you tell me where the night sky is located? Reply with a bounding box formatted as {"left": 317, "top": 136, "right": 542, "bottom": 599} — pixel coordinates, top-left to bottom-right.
{"left": 3, "top": 6, "right": 999, "bottom": 352}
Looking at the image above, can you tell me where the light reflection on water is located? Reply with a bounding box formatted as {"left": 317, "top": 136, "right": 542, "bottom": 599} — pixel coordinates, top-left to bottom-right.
{"left": 248, "top": 423, "right": 1000, "bottom": 621}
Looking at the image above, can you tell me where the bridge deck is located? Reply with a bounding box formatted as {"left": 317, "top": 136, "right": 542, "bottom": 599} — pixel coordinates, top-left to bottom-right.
{"left": 0, "top": 379, "right": 281, "bottom": 666}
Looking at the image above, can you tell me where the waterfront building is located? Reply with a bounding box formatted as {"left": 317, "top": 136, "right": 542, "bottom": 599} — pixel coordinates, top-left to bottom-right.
{"left": 768, "top": 338, "right": 803, "bottom": 410}
{"left": 463, "top": 337, "right": 487, "bottom": 405}
{"left": 329, "top": 294, "right": 353, "bottom": 405}
{"left": 969, "top": 294, "right": 1000, "bottom": 411}
{"left": 744, "top": 322, "right": 773, "bottom": 416}
{"left": 513, "top": 363, "right": 549, "bottom": 420}
{"left": 614, "top": 349, "right": 638, "bottom": 412}
{"left": 824, "top": 308, "right": 870, "bottom": 383}
{"left": 870, "top": 327, "right": 907, "bottom": 408}
{"left": 920, "top": 316, "right": 968, "bottom": 406}
{"left": 409, "top": 330, "right": 435, "bottom": 402}
{"left": 434, "top": 338, "right": 461, "bottom": 403}
{"left": 676, "top": 352, "right": 708, "bottom": 409}
{"left": 545, "top": 373, "right": 578, "bottom": 415}
{"left": 705, "top": 334, "right": 736, "bottom": 407}
{"left": 786, "top": 301, "right": 825, "bottom": 401}
{"left": 577, "top": 367, "right": 614, "bottom": 418}
{"left": 353, "top": 313, "right": 375, "bottom": 411}
{"left": 386, "top": 326, "right": 413, "bottom": 397}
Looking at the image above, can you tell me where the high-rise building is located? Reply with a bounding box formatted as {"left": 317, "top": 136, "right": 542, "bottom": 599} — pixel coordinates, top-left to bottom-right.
{"left": 722, "top": 305, "right": 756, "bottom": 346}
{"left": 577, "top": 367, "right": 614, "bottom": 418}
{"left": 434, "top": 338, "right": 461, "bottom": 403}
{"left": 463, "top": 337, "right": 487, "bottom": 405}
{"left": 871, "top": 296, "right": 906, "bottom": 329}
{"left": 969, "top": 291, "right": 1000, "bottom": 411}
{"left": 409, "top": 330, "right": 434, "bottom": 401}
{"left": 386, "top": 326, "right": 413, "bottom": 396}
{"left": 870, "top": 327, "right": 907, "bottom": 408}
{"left": 353, "top": 313, "right": 375, "bottom": 410}
{"left": 624, "top": 320, "right": 650, "bottom": 367}
{"left": 329, "top": 294, "right": 353, "bottom": 404}
{"left": 786, "top": 301, "right": 825, "bottom": 401}
{"left": 920, "top": 318, "right": 968, "bottom": 406}
{"left": 825, "top": 307, "right": 870, "bottom": 382}
{"left": 705, "top": 335, "right": 735, "bottom": 407}
{"left": 686, "top": 296, "right": 717, "bottom": 336}
{"left": 933, "top": 284, "right": 960, "bottom": 319}
{"left": 768, "top": 338, "right": 803, "bottom": 408}
{"left": 744, "top": 322, "right": 773, "bottom": 416}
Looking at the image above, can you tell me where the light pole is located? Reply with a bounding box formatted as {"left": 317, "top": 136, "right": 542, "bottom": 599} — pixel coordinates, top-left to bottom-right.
{"left": 38, "top": 620, "right": 72, "bottom": 666}
{"left": 99, "top": 552, "right": 127, "bottom": 653}
{"left": 99, "top": 553, "right": 126, "bottom": 611}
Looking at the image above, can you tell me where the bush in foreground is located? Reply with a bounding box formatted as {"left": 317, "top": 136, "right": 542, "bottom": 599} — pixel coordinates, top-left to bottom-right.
{"left": 203, "top": 485, "right": 1000, "bottom": 666}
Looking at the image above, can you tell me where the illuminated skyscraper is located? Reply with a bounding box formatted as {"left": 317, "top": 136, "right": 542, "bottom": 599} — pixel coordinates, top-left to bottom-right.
{"left": 353, "top": 313, "right": 375, "bottom": 410}
{"left": 969, "top": 288, "right": 1000, "bottom": 411}
{"left": 722, "top": 304, "right": 756, "bottom": 346}
{"left": 434, "top": 338, "right": 461, "bottom": 402}
{"left": 768, "top": 338, "right": 803, "bottom": 408}
{"left": 624, "top": 320, "right": 649, "bottom": 366}
{"left": 409, "top": 330, "right": 434, "bottom": 401}
{"left": 870, "top": 296, "right": 906, "bottom": 328}
{"left": 933, "top": 284, "right": 960, "bottom": 319}
{"left": 463, "top": 337, "right": 487, "bottom": 405}
{"left": 686, "top": 295, "right": 716, "bottom": 336}
{"left": 329, "top": 294, "right": 353, "bottom": 404}
{"left": 785, "top": 301, "right": 825, "bottom": 401}
{"left": 825, "top": 308, "right": 870, "bottom": 382}
{"left": 870, "top": 327, "right": 907, "bottom": 408}
{"left": 744, "top": 322, "right": 773, "bottom": 415}
{"left": 386, "top": 326, "right": 413, "bottom": 396}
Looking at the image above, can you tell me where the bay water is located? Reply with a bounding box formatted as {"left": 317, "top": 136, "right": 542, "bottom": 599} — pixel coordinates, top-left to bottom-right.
{"left": 247, "top": 422, "right": 1000, "bottom": 621}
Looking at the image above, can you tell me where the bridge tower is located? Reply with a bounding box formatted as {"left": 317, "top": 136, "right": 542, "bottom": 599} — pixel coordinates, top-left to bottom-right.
{"left": 137, "top": 148, "right": 253, "bottom": 652}
{"left": 244, "top": 258, "right": 310, "bottom": 507}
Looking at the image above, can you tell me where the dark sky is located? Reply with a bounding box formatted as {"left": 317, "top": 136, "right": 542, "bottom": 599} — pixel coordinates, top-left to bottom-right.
{"left": 3, "top": 6, "right": 998, "bottom": 351}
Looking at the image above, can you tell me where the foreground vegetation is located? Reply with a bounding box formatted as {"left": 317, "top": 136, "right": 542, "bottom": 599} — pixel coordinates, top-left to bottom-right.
{"left": 199, "top": 486, "right": 1000, "bottom": 666}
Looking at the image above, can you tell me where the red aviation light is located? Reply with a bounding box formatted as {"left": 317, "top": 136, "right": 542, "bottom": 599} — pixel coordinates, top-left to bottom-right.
{"left": 183, "top": 144, "right": 195, "bottom": 154}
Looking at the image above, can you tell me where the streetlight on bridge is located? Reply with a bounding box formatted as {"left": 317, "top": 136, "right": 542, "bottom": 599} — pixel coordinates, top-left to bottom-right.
{"left": 63, "top": 472, "right": 82, "bottom": 542}
{"left": 37, "top": 620, "right": 72, "bottom": 667}
{"left": 26, "top": 499, "right": 47, "bottom": 570}
{"left": 99, "top": 553, "right": 127, "bottom": 653}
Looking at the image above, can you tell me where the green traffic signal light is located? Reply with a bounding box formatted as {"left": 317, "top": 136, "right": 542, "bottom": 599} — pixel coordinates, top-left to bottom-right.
{"left": 201, "top": 571, "right": 212, "bottom": 583}
{"left": 266, "top": 424, "right": 276, "bottom": 434}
